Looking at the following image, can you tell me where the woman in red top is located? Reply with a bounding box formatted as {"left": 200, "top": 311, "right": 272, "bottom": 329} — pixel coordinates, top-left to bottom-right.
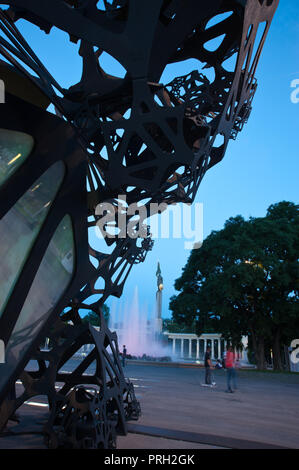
{"left": 225, "top": 346, "right": 237, "bottom": 393}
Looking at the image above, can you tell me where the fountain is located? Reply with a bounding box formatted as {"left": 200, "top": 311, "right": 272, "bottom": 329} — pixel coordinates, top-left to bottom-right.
{"left": 109, "top": 287, "right": 171, "bottom": 361}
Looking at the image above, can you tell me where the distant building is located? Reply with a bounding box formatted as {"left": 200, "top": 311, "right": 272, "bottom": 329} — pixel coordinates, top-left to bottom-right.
{"left": 163, "top": 331, "right": 249, "bottom": 363}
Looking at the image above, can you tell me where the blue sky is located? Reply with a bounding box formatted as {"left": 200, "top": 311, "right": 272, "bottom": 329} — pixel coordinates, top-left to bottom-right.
{"left": 13, "top": 1, "right": 299, "bottom": 319}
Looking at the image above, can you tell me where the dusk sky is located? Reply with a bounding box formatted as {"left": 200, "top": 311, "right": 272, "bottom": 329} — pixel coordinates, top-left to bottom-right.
{"left": 15, "top": 0, "right": 299, "bottom": 321}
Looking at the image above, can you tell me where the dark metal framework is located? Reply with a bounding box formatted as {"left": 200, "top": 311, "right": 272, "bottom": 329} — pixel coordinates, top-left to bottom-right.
{"left": 0, "top": 0, "right": 278, "bottom": 448}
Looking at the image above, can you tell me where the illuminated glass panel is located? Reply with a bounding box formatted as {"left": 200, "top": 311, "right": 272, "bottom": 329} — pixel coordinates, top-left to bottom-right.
{"left": 0, "top": 215, "right": 75, "bottom": 392}
{"left": 0, "top": 161, "right": 65, "bottom": 317}
{"left": 0, "top": 129, "right": 34, "bottom": 187}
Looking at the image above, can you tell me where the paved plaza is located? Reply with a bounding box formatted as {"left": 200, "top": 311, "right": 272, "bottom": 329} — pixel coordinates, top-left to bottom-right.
{"left": 1, "top": 362, "right": 299, "bottom": 449}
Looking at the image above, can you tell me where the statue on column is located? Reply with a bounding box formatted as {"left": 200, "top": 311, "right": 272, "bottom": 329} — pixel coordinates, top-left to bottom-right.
{"left": 155, "top": 262, "right": 163, "bottom": 334}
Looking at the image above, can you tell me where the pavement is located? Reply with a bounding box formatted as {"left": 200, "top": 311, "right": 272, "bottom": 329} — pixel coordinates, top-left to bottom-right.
{"left": 1, "top": 362, "right": 299, "bottom": 449}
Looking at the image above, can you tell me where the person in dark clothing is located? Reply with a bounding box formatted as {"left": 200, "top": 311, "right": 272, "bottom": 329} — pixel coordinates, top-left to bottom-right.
{"left": 122, "top": 345, "right": 127, "bottom": 367}
{"left": 204, "top": 346, "right": 212, "bottom": 385}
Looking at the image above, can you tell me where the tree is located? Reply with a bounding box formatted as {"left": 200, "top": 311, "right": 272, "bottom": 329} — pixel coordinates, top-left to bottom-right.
{"left": 170, "top": 202, "right": 299, "bottom": 370}
{"left": 163, "top": 317, "right": 197, "bottom": 334}
{"left": 169, "top": 292, "right": 200, "bottom": 330}
{"left": 82, "top": 304, "right": 110, "bottom": 327}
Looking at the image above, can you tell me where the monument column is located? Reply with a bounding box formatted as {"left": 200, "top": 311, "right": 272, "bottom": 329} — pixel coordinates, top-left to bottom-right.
{"left": 181, "top": 339, "right": 183, "bottom": 357}
{"left": 196, "top": 339, "right": 199, "bottom": 359}
{"left": 211, "top": 339, "right": 214, "bottom": 359}
{"left": 172, "top": 338, "right": 176, "bottom": 355}
{"left": 218, "top": 339, "right": 221, "bottom": 359}
{"left": 155, "top": 262, "right": 163, "bottom": 335}
{"left": 189, "top": 339, "right": 192, "bottom": 358}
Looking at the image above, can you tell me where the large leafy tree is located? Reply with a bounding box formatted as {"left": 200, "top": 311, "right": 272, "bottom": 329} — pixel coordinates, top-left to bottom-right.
{"left": 170, "top": 202, "right": 299, "bottom": 370}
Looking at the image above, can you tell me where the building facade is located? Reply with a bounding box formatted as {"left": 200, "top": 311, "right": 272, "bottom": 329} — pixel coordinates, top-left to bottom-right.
{"left": 164, "top": 332, "right": 249, "bottom": 363}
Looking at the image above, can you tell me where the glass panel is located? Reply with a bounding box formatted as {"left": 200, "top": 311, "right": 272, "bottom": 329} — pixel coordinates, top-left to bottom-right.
{"left": 0, "top": 215, "right": 75, "bottom": 393}
{"left": 0, "top": 129, "right": 34, "bottom": 187}
{"left": 0, "top": 161, "right": 65, "bottom": 317}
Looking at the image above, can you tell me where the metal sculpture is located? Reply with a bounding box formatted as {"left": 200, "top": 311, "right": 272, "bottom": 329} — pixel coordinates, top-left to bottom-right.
{"left": 0, "top": 0, "right": 278, "bottom": 448}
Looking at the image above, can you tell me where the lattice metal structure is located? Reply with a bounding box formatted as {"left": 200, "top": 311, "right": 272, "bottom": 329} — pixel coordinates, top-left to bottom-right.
{"left": 0, "top": 0, "right": 278, "bottom": 448}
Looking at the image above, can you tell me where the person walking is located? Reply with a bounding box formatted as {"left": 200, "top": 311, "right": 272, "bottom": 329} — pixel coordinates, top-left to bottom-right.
{"left": 225, "top": 345, "right": 237, "bottom": 393}
{"left": 204, "top": 346, "right": 213, "bottom": 385}
{"left": 122, "top": 345, "right": 127, "bottom": 367}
